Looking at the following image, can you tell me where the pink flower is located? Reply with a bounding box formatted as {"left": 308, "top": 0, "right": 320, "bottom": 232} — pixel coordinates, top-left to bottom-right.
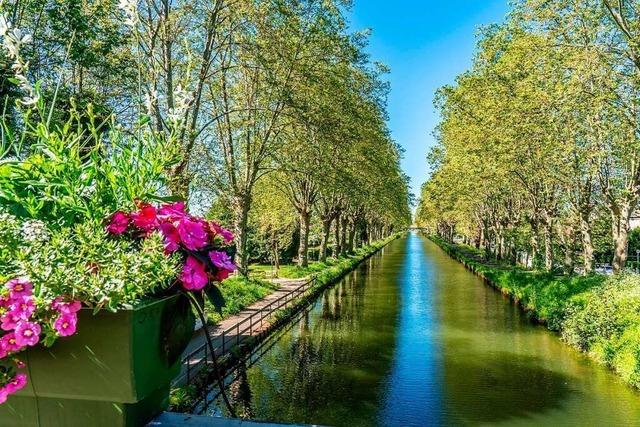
{"left": 0, "top": 313, "right": 20, "bottom": 332}
{"left": 4, "top": 373, "right": 27, "bottom": 394}
{"left": 1, "top": 333, "right": 24, "bottom": 353}
{"left": 14, "top": 322, "right": 40, "bottom": 347}
{"left": 0, "top": 295, "right": 10, "bottom": 308}
{"left": 177, "top": 217, "right": 209, "bottom": 250}
{"left": 106, "top": 211, "right": 130, "bottom": 235}
{"left": 5, "top": 278, "right": 33, "bottom": 299}
{"left": 131, "top": 203, "right": 159, "bottom": 232}
{"left": 158, "top": 201, "right": 187, "bottom": 222}
{"left": 210, "top": 222, "right": 234, "bottom": 244}
{"left": 54, "top": 313, "right": 77, "bottom": 337}
{"left": 159, "top": 222, "right": 181, "bottom": 253}
{"left": 9, "top": 296, "right": 35, "bottom": 320}
{"left": 179, "top": 256, "right": 209, "bottom": 291}
{"left": 209, "top": 251, "right": 236, "bottom": 272}
{"left": 0, "top": 389, "right": 7, "bottom": 404}
{"left": 52, "top": 298, "right": 82, "bottom": 314}
{"left": 215, "top": 269, "right": 231, "bottom": 282}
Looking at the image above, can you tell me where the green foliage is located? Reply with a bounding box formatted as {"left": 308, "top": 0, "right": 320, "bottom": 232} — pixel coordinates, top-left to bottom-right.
{"left": 0, "top": 108, "right": 180, "bottom": 228}
{"left": 206, "top": 277, "right": 277, "bottom": 324}
{"left": 8, "top": 216, "right": 180, "bottom": 310}
{"left": 433, "top": 236, "right": 640, "bottom": 389}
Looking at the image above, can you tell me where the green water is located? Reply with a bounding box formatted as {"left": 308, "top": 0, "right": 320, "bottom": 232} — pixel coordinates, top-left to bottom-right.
{"left": 216, "top": 233, "right": 640, "bottom": 426}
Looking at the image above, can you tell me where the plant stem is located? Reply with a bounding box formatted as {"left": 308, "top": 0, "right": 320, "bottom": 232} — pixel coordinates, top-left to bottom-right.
{"left": 184, "top": 291, "right": 237, "bottom": 418}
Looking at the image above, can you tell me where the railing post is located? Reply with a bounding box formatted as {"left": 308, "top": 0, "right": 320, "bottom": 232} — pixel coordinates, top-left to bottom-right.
{"left": 221, "top": 330, "right": 225, "bottom": 354}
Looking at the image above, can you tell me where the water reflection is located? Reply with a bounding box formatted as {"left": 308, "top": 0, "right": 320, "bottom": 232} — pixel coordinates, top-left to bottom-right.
{"left": 213, "top": 233, "right": 640, "bottom": 426}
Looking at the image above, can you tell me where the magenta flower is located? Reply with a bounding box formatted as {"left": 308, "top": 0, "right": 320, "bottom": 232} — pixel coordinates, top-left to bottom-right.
{"left": 9, "top": 296, "right": 35, "bottom": 320}
{"left": 1, "top": 333, "right": 24, "bottom": 353}
{"left": 159, "top": 222, "right": 181, "bottom": 253}
{"left": 54, "top": 313, "right": 78, "bottom": 337}
{"left": 5, "top": 278, "right": 33, "bottom": 299}
{"left": 131, "top": 203, "right": 159, "bottom": 232}
{"left": 209, "top": 251, "right": 236, "bottom": 272}
{"left": 177, "top": 217, "right": 209, "bottom": 250}
{"left": 158, "top": 201, "right": 187, "bottom": 222}
{"left": 14, "top": 321, "right": 40, "bottom": 347}
{"left": 210, "top": 222, "right": 234, "bottom": 243}
{"left": 215, "top": 269, "right": 231, "bottom": 282}
{"left": 4, "top": 373, "right": 27, "bottom": 395}
{"left": 179, "top": 256, "right": 209, "bottom": 291}
{"left": 0, "top": 313, "right": 20, "bottom": 331}
{"left": 106, "top": 211, "right": 130, "bottom": 235}
{"left": 52, "top": 298, "right": 82, "bottom": 314}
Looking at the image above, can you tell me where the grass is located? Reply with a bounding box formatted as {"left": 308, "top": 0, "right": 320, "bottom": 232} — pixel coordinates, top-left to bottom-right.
{"left": 430, "top": 235, "right": 640, "bottom": 390}
{"left": 205, "top": 277, "right": 278, "bottom": 324}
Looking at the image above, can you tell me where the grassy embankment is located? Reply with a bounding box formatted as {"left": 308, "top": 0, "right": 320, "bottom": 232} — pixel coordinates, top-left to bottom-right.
{"left": 430, "top": 235, "right": 640, "bottom": 389}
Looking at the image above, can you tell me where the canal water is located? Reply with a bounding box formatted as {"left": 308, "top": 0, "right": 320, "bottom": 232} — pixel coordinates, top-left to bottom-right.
{"left": 215, "top": 232, "right": 640, "bottom": 426}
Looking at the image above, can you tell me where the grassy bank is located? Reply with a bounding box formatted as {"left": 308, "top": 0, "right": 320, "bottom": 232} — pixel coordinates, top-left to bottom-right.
{"left": 249, "top": 237, "right": 399, "bottom": 280}
{"left": 205, "top": 277, "right": 278, "bottom": 324}
{"left": 430, "top": 236, "right": 640, "bottom": 389}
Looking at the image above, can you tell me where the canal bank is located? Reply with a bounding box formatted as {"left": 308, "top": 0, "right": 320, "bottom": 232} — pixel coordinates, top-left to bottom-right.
{"left": 171, "top": 234, "right": 403, "bottom": 413}
{"left": 429, "top": 234, "right": 640, "bottom": 392}
{"left": 200, "top": 233, "right": 640, "bottom": 426}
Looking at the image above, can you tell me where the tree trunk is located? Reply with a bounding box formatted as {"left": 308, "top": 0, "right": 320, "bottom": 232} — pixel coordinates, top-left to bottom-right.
{"left": 320, "top": 218, "right": 332, "bottom": 263}
{"left": 232, "top": 196, "right": 251, "bottom": 277}
{"left": 340, "top": 219, "right": 348, "bottom": 256}
{"left": 333, "top": 213, "right": 342, "bottom": 257}
{"left": 543, "top": 221, "right": 553, "bottom": 271}
{"left": 347, "top": 222, "right": 356, "bottom": 253}
{"left": 298, "top": 210, "right": 311, "bottom": 267}
{"left": 579, "top": 213, "right": 594, "bottom": 275}
{"left": 272, "top": 238, "right": 280, "bottom": 278}
{"left": 611, "top": 201, "right": 632, "bottom": 274}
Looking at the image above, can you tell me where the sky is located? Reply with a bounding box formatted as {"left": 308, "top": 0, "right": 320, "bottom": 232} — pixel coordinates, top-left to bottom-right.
{"left": 348, "top": 1, "right": 509, "bottom": 204}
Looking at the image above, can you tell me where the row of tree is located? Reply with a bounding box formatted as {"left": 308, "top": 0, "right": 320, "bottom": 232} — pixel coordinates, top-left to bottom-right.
{"left": 416, "top": 0, "right": 640, "bottom": 274}
{"left": 2, "top": 0, "right": 411, "bottom": 274}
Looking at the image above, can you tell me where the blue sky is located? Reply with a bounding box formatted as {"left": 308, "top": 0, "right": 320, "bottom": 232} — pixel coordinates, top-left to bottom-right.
{"left": 348, "top": 1, "right": 509, "bottom": 203}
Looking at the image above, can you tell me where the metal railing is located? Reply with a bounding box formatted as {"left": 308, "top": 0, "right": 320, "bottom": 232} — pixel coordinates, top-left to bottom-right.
{"left": 176, "top": 276, "right": 318, "bottom": 386}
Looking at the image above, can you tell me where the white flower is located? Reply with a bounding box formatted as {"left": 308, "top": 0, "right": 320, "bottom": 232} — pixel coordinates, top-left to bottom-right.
{"left": 0, "top": 15, "right": 11, "bottom": 37}
{"left": 144, "top": 89, "right": 158, "bottom": 116}
{"left": 0, "top": 14, "right": 38, "bottom": 108}
{"left": 21, "top": 220, "right": 48, "bottom": 243}
{"left": 167, "top": 85, "right": 192, "bottom": 123}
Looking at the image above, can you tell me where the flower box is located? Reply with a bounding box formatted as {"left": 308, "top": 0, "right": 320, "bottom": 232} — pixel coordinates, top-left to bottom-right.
{"left": 0, "top": 294, "right": 194, "bottom": 427}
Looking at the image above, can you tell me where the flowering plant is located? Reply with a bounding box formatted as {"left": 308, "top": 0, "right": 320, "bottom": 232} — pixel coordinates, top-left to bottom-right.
{"left": 0, "top": 10, "right": 234, "bottom": 406}
{"left": 106, "top": 201, "right": 236, "bottom": 292}
{"left": 0, "top": 277, "right": 81, "bottom": 403}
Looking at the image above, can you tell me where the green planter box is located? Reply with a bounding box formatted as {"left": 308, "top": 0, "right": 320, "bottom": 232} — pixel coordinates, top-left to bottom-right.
{"left": 0, "top": 294, "right": 194, "bottom": 427}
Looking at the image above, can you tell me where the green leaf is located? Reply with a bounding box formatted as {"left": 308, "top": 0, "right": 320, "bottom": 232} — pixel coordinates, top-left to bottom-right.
{"left": 204, "top": 284, "right": 226, "bottom": 315}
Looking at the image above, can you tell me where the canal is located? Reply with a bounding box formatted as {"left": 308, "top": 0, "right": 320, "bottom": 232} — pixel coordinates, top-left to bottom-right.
{"left": 213, "top": 232, "right": 640, "bottom": 426}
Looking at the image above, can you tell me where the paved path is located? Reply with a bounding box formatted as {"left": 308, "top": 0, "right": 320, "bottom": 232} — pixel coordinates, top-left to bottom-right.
{"left": 174, "top": 277, "right": 311, "bottom": 386}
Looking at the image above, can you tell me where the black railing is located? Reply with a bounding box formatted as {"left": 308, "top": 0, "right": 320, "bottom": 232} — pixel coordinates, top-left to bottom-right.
{"left": 175, "top": 276, "right": 318, "bottom": 387}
